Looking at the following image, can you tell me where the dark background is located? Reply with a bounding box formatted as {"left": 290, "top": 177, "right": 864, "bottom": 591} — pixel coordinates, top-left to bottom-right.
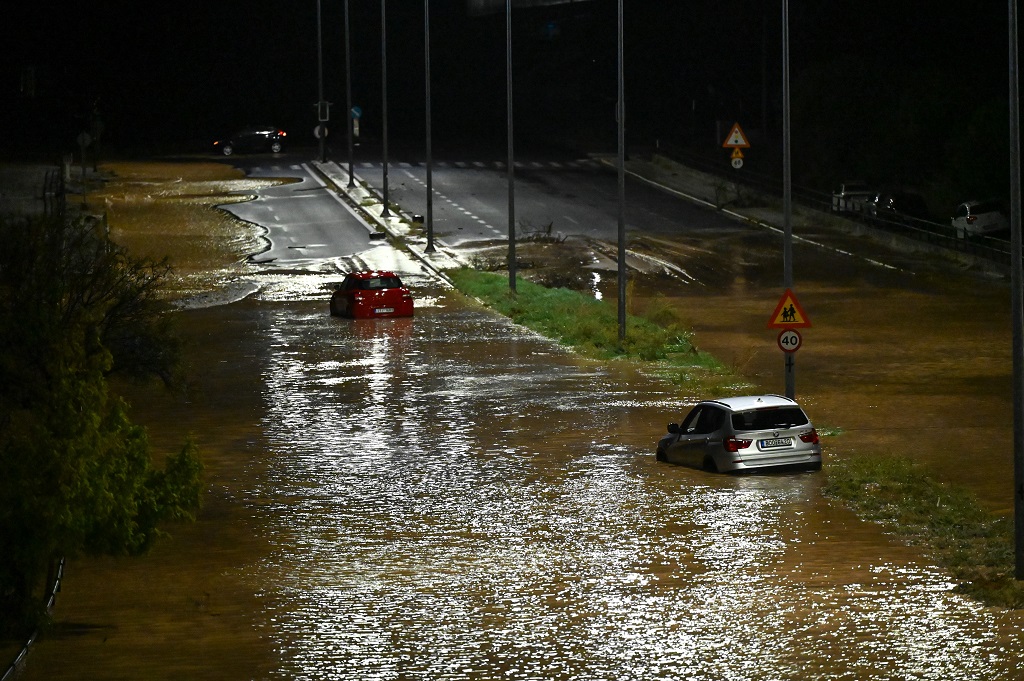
{"left": 1, "top": 1, "right": 1014, "bottom": 214}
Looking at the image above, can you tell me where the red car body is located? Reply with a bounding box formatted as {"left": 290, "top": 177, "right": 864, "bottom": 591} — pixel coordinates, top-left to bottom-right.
{"left": 330, "top": 271, "right": 414, "bottom": 318}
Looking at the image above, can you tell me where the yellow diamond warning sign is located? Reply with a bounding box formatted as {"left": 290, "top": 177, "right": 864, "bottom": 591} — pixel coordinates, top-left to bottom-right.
{"left": 767, "top": 288, "right": 811, "bottom": 329}
{"left": 722, "top": 122, "right": 750, "bottom": 148}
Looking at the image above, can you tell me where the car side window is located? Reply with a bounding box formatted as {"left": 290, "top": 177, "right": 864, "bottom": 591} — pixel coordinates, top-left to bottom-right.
{"left": 695, "top": 407, "right": 725, "bottom": 434}
{"left": 680, "top": 407, "right": 702, "bottom": 434}
{"left": 681, "top": 406, "right": 724, "bottom": 435}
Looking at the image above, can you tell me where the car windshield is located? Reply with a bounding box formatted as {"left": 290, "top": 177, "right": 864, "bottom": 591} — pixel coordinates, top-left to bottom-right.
{"left": 731, "top": 407, "right": 808, "bottom": 431}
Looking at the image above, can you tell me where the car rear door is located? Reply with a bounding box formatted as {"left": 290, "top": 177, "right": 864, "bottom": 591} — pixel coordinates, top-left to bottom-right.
{"left": 665, "top": 405, "right": 725, "bottom": 469}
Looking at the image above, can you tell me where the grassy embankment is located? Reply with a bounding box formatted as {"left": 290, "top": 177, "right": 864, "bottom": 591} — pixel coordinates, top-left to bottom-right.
{"left": 447, "top": 267, "right": 1024, "bottom": 610}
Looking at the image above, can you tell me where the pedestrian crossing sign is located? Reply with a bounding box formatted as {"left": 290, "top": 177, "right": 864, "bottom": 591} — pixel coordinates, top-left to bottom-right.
{"left": 767, "top": 288, "right": 811, "bottom": 328}
{"left": 722, "top": 122, "right": 750, "bottom": 148}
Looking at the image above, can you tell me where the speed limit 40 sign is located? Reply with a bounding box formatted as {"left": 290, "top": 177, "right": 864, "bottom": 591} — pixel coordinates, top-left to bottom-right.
{"left": 777, "top": 329, "right": 802, "bottom": 353}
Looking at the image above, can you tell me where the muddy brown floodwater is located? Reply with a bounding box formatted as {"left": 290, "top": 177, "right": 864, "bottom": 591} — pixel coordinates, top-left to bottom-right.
{"left": 13, "top": 161, "right": 1024, "bottom": 680}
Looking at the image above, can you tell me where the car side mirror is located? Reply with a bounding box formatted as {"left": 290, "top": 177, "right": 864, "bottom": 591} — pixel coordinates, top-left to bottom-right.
{"left": 667, "top": 423, "right": 680, "bottom": 434}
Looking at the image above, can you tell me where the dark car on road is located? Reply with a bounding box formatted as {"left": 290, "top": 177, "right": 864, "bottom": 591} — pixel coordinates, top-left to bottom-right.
{"left": 213, "top": 126, "right": 287, "bottom": 156}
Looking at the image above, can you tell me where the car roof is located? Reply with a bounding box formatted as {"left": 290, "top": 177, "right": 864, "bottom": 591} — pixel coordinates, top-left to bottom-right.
{"left": 700, "top": 395, "right": 800, "bottom": 411}
{"left": 346, "top": 270, "right": 399, "bottom": 280}
{"left": 959, "top": 199, "right": 1001, "bottom": 209}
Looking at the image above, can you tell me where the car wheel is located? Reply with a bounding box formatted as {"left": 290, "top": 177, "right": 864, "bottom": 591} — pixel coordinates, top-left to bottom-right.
{"left": 656, "top": 449, "right": 666, "bottom": 462}
{"left": 221, "top": 144, "right": 234, "bottom": 156}
{"left": 270, "top": 141, "right": 282, "bottom": 153}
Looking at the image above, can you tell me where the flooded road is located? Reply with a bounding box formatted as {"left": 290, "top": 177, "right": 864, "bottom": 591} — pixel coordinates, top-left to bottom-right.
{"left": 21, "top": 272, "right": 1024, "bottom": 680}
{"left": 14, "top": 160, "right": 1024, "bottom": 680}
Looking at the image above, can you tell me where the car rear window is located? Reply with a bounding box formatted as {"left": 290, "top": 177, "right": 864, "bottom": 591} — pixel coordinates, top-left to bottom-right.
{"left": 360, "top": 277, "right": 403, "bottom": 290}
{"left": 731, "top": 407, "right": 809, "bottom": 431}
{"left": 974, "top": 201, "right": 1003, "bottom": 215}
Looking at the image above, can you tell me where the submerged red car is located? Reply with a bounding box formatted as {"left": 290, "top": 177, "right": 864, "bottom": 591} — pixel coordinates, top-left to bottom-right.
{"left": 330, "top": 271, "right": 414, "bottom": 318}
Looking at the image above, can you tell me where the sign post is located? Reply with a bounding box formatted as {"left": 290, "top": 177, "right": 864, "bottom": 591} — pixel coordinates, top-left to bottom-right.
{"left": 767, "top": 288, "right": 811, "bottom": 398}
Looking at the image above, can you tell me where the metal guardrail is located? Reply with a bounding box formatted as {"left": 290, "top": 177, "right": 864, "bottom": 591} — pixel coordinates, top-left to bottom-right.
{"left": 2, "top": 557, "right": 65, "bottom": 681}
{"left": 657, "top": 142, "right": 1013, "bottom": 266}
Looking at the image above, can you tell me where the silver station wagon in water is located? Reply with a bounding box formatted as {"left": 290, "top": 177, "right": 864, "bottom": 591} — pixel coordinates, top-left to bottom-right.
{"left": 657, "top": 395, "right": 822, "bottom": 473}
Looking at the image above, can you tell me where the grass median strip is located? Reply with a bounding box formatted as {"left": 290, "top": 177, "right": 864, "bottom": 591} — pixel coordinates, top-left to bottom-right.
{"left": 446, "top": 268, "right": 741, "bottom": 392}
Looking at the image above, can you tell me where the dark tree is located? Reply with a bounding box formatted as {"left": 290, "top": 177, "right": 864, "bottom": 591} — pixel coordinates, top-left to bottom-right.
{"left": 0, "top": 213, "right": 202, "bottom": 636}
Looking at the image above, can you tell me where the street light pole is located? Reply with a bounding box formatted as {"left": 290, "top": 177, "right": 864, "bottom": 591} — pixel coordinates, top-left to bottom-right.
{"left": 506, "top": 0, "right": 516, "bottom": 292}
{"left": 1007, "top": 0, "right": 1024, "bottom": 580}
{"left": 344, "top": 0, "right": 354, "bottom": 188}
{"left": 782, "top": 0, "right": 795, "bottom": 399}
{"left": 616, "top": 0, "right": 626, "bottom": 345}
{"left": 316, "top": 0, "right": 326, "bottom": 164}
{"left": 381, "top": 0, "right": 390, "bottom": 218}
{"left": 424, "top": 0, "right": 435, "bottom": 252}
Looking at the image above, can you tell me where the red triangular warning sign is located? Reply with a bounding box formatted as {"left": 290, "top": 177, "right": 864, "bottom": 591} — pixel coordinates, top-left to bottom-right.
{"left": 722, "top": 122, "right": 750, "bottom": 148}
{"left": 767, "top": 288, "right": 811, "bottom": 328}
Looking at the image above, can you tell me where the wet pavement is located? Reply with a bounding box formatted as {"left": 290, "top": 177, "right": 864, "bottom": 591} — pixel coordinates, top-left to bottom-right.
{"left": 20, "top": 281, "right": 1024, "bottom": 680}
{"left": 7, "top": 157, "right": 1024, "bottom": 680}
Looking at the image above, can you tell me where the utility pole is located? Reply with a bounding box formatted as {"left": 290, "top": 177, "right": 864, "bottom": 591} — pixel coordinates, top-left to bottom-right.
{"left": 344, "top": 0, "right": 354, "bottom": 188}
{"left": 782, "top": 0, "right": 795, "bottom": 399}
{"left": 316, "top": 0, "right": 326, "bottom": 164}
{"left": 616, "top": 0, "right": 626, "bottom": 345}
{"left": 424, "top": 0, "right": 435, "bottom": 252}
{"left": 1007, "top": 0, "right": 1023, "bottom": 580}
{"left": 381, "top": 0, "right": 390, "bottom": 218}
{"left": 506, "top": 0, "right": 516, "bottom": 292}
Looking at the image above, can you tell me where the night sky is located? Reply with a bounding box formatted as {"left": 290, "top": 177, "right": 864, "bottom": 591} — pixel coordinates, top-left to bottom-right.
{"left": 2, "top": 2, "right": 1015, "bottom": 204}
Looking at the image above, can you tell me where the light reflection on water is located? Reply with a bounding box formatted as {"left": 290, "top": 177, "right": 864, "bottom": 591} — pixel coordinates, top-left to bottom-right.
{"left": 244, "top": 285, "right": 1021, "bottom": 681}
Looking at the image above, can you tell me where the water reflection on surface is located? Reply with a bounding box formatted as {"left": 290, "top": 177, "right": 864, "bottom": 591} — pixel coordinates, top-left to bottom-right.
{"left": 241, "top": 281, "right": 1020, "bottom": 680}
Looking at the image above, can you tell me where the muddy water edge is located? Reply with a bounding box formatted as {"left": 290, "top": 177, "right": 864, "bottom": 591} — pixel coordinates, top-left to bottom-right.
{"left": 9, "top": 160, "right": 1024, "bottom": 680}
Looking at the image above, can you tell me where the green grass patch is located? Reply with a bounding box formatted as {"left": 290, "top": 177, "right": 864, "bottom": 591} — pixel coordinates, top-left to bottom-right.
{"left": 448, "top": 270, "right": 759, "bottom": 397}
{"left": 447, "top": 269, "right": 743, "bottom": 393}
{"left": 823, "top": 455, "right": 1024, "bottom": 609}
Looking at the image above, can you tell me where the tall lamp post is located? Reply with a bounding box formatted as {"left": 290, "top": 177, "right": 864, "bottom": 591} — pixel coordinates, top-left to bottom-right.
{"left": 782, "top": 0, "right": 795, "bottom": 399}
{"left": 1008, "top": 0, "right": 1023, "bottom": 580}
{"left": 616, "top": 0, "right": 626, "bottom": 344}
{"left": 381, "top": 0, "right": 391, "bottom": 218}
{"left": 424, "top": 0, "right": 435, "bottom": 252}
{"left": 316, "top": 0, "right": 327, "bottom": 163}
{"left": 506, "top": 0, "right": 516, "bottom": 292}
{"left": 344, "top": 0, "right": 354, "bottom": 188}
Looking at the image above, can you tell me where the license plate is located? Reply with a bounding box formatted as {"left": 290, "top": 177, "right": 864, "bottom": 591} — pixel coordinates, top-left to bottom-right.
{"left": 759, "top": 438, "right": 792, "bottom": 449}
{"left": 373, "top": 307, "right": 395, "bottom": 314}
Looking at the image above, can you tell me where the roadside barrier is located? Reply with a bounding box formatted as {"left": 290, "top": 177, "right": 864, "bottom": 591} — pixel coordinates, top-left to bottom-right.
{"left": 2, "top": 557, "right": 65, "bottom": 681}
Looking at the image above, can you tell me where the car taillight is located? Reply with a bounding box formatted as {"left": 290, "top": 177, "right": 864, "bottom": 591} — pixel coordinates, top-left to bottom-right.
{"left": 278, "top": 130, "right": 287, "bottom": 137}
{"left": 724, "top": 436, "right": 752, "bottom": 452}
{"left": 799, "top": 429, "right": 820, "bottom": 445}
